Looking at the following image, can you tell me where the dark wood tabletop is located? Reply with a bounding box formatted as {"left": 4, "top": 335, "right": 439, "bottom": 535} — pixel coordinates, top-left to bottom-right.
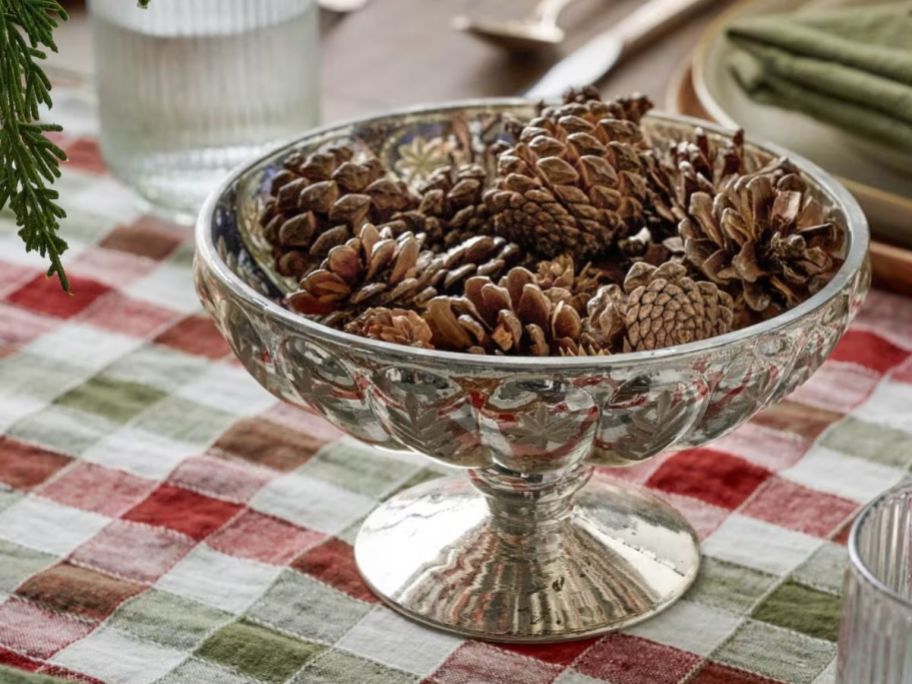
{"left": 51, "top": 0, "right": 912, "bottom": 294}
{"left": 56, "top": 0, "right": 733, "bottom": 119}
{"left": 320, "top": 0, "right": 733, "bottom": 120}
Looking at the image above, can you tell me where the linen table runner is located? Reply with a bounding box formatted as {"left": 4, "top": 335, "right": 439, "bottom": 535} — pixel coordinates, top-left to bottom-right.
{"left": 0, "top": 76, "right": 911, "bottom": 684}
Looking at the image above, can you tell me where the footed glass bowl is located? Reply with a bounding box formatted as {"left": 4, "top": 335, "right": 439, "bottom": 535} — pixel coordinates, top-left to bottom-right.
{"left": 194, "top": 102, "right": 870, "bottom": 643}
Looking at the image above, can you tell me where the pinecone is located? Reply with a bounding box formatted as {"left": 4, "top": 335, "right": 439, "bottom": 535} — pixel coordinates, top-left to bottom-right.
{"left": 483, "top": 93, "right": 651, "bottom": 260}
{"left": 535, "top": 254, "right": 613, "bottom": 313}
{"left": 286, "top": 227, "right": 521, "bottom": 322}
{"left": 541, "top": 89, "right": 654, "bottom": 128}
{"left": 396, "top": 162, "right": 492, "bottom": 250}
{"left": 423, "top": 266, "right": 583, "bottom": 356}
{"left": 417, "top": 234, "right": 524, "bottom": 296}
{"left": 344, "top": 308, "right": 433, "bottom": 348}
{"left": 643, "top": 128, "right": 747, "bottom": 239}
{"left": 584, "top": 262, "right": 735, "bottom": 353}
{"left": 286, "top": 224, "right": 430, "bottom": 319}
{"left": 617, "top": 227, "right": 684, "bottom": 267}
{"left": 259, "top": 145, "right": 418, "bottom": 279}
{"left": 581, "top": 283, "right": 627, "bottom": 352}
{"left": 680, "top": 171, "right": 843, "bottom": 314}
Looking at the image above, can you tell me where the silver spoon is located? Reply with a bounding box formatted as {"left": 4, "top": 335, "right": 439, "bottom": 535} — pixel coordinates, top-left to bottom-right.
{"left": 452, "top": 0, "right": 581, "bottom": 52}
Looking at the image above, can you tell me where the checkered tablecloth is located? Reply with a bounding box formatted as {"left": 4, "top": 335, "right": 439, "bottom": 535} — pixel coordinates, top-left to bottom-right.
{"left": 1, "top": 77, "right": 911, "bottom": 684}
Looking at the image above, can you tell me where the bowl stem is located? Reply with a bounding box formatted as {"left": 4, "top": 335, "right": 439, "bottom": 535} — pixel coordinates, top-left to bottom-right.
{"left": 355, "top": 463, "right": 702, "bottom": 642}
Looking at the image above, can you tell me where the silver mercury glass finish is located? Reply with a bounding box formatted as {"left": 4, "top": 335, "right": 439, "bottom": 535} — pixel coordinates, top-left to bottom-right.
{"left": 837, "top": 485, "right": 912, "bottom": 683}
{"left": 193, "top": 103, "right": 871, "bottom": 643}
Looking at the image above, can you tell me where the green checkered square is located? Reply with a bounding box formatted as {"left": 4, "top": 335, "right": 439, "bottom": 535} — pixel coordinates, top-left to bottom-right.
{"left": 293, "top": 650, "right": 418, "bottom": 684}
{"left": 686, "top": 556, "right": 778, "bottom": 615}
{"left": 105, "top": 345, "right": 210, "bottom": 394}
{"left": 246, "top": 569, "right": 371, "bottom": 643}
{"left": 752, "top": 581, "right": 841, "bottom": 642}
{"left": 110, "top": 589, "right": 233, "bottom": 651}
{"left": 298, "top": 440, "right": 419, "bottom": 498}
{"left": 792, "top": 542, "right": 848, "bottom": 596}
{"left": 7, "top": 405, "right": 118, "bottom": 456}
{"left": 196, "top": 618, "right": 325, "bottom": 683}
{"left": 713, "top": 619, "right": 835, "bottom": 684}
{"left": 152, "top": 657, "right": 255, "bottom": 684}
{"left": 0, "top": 665, "right": 65, "bottom": 684}
{"left": 387, "top": 467, "right": 446, "bottom": 498}
{"left": 56, "top": 374, "right": 166, "bottom": 423}
{"left": 0, "top": 353, "right": 90, "bottom": 403}
{"left": 820, "top": 417, "right": 912, "bottom": 469}
{"left": 135, "top": 396, "right": 236, "bottom": 446}
{"left": 0, "top": 539, "right": 55, "bottom": 592}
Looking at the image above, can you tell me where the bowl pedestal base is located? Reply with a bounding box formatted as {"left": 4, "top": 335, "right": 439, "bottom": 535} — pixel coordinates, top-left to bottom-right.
{"left": 354, "top": 466, "right": 700, "bottom": 643}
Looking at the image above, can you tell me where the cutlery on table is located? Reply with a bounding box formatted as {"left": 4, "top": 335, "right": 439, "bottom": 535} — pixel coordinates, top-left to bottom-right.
{"left": 452, "top": 0, "right": 581, "bottom": 52}
{"left": 525, "top": 0, "right": 716, "bottom": 99}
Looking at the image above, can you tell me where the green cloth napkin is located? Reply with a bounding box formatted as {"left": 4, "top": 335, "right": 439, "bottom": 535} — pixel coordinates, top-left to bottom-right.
{"left": 726, "top": 2, "right": 912, "bottom": 152}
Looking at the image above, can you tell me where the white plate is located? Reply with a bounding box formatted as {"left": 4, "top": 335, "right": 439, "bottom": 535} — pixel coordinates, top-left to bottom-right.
{"left": 693, "top": 0, "right": 912, "bottom": 247}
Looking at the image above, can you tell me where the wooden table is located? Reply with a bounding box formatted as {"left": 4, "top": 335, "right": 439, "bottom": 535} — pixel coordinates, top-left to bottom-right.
{"left": 56, "top": 0, "right": 733, "bottom": 119}
{"left": 320, "top": 0, "right": 730, "bottom": 118}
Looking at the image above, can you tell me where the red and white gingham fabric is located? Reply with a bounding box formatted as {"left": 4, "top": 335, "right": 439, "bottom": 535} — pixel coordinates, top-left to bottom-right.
{"left": 0, "top": 75, "right": 910, "bottom": 684}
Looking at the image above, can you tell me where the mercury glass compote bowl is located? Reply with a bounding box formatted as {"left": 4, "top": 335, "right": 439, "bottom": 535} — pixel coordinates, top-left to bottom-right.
{"left": 194, "top": 102, "right": 870, "bottom": 643}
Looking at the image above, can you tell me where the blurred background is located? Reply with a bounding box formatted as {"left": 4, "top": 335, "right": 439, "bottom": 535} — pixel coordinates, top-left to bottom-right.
{"left": 53, "top": 0, "right": 715, "bottom": 118}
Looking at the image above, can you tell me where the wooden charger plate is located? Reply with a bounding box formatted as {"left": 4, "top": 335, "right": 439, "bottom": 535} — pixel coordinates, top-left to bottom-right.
{"left": 665, "top": 61, "right": 912, "bottom": 297}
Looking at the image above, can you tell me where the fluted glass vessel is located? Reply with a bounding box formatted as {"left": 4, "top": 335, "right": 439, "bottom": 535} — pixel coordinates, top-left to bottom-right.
{"left": 194, "top": 103, "right": 870, "bottom": 642}
{"left": 89, "top": 0, "right": 319, "bottom": 221}
{"left": 837, "top": 485, "right": 912, "bottom": 683}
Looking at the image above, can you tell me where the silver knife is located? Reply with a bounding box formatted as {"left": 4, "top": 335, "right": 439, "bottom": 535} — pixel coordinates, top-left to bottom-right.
{"left": 525, "top": 0, "right": 717, "bottom": 99}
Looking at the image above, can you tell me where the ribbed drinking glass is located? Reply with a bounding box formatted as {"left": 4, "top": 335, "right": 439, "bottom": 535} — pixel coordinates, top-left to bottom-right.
{"left": 88, "top": 0, "right": 320, "bottom": 221}
{"left": 837, "top": 485, "right": 912, "bottom": 683}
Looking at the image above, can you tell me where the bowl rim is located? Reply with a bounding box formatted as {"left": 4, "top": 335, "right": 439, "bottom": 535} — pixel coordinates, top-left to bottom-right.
{"left": 195, "top": 99, "right": 869, "bottom": 370}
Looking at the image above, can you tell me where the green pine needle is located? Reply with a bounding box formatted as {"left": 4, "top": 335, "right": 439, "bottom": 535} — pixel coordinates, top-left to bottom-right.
{"left": 0, "top": 0, "right": 69, "bottom": 290}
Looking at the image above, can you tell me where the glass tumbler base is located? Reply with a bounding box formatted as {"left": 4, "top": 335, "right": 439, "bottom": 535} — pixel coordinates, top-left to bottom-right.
{"left": 354, "top": 471, "right": 700, "bottom": 643}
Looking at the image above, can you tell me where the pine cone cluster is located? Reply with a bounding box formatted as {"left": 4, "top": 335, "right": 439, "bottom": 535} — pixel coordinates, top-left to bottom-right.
{"left": 259, "top": 89, "right": 845, "bottom": 356}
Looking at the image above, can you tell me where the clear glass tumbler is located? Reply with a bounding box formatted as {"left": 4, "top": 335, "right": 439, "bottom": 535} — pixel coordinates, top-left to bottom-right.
{"left": 88, "top": 0, "right": 320, "bottom": 221}
{"left": 837, "top": 485, "right": 912, "bottom": 684}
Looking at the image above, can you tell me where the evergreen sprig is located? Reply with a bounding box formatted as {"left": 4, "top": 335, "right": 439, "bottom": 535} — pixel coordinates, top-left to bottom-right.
{"left": 0, "top": 0, "right": 69, "bottom": 290}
